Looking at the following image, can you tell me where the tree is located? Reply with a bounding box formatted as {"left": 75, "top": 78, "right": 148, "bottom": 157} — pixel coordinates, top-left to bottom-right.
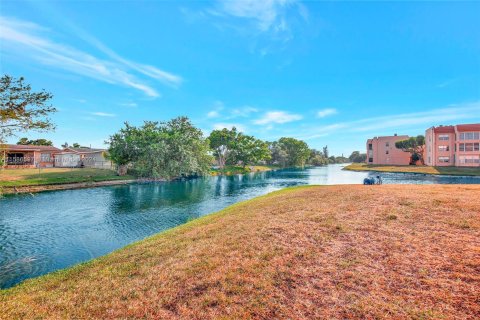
{"left": 208, "top": 127, "right": 239, "bottom": 169}
{"left": 107, "top": 117, "right": 212, "bottom": 178}
{"left": 1, "top": 75, "right": 56, "bottom": 142}
{"left": 348, "top": 151, "right": 367, "bottom": 163}
{"left": 267, "top": 141, "right": 289, "bottom": 167}
{"left": 322, "top": 145, "right": 329, "bottom": 158}
{"left": 231, "top": 134, "right": 270, "bottom": 167}
{"left": 278, "top": 137, "right": 311, "bottom": 167}
{"left": 395, "top": 135, "right": 426, "bottom": 165}
{"left": 16, "top": 137, "right": 53, "bottom": 146}
{"left": 308, "top": 149, "right": 328, "bottom": 166}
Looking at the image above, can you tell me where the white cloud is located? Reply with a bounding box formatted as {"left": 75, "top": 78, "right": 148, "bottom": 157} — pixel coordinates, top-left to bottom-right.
{"left": 213, "top": 123, "right": 247, "bottom": 133}
{"left": 206, "top": 100, "right": 225, "bottom": 118}
{"left": 91, "top": 112, "right": 116, "bottom": 117}
{"left": 316, "top": 108, "right": 337, "bottom": 118}
{"left": 207, "top": 110, "right": 221, "bottom": 118}
{"left": 254, "top": 111, "right": 302, "bottom": 125}
{"left": 0, "top": 16, "right": 182, "bottom": 97}
{"left": 218, "top": 0, "right": 294, "bottom": 32}
{"left": 120, "top": 102, "right": 138, "bottom": 108}
{"left": 229, "top": 106, "right": 259, "bottom": 118}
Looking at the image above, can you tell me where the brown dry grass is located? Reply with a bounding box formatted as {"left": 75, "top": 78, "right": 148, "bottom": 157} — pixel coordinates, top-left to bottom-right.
{"left": 1, "top": 185, "right": 479, "bottom": 319}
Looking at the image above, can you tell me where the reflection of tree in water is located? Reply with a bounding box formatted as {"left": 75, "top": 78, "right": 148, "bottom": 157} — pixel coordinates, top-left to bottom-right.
{"left": 103, "top": 180, "right": 218, "bottom": 241}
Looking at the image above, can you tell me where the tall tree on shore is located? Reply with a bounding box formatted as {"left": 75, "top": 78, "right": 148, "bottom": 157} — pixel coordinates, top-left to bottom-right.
{"left": 322, "top": 145, "right": 329, "bottom": 158}
{"left": 278, "top": 137, "right": 311, "bottom": 167}
{"left": 0, "top": 75, "right": 56, "bottom": 143}
{"left": 208, "top": 127, "right": 239, "bottom": 169}
{"left": 231, "top": 134, "right": 271, "bottom": 168}
{"left": 395, "top": 135, "right": 426, "bottom": 165}
{"left": 348, "top": 151, "right": 367, "bottom": 163}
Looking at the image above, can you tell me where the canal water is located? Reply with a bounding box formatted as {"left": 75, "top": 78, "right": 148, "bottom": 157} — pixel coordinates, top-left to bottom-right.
{"left": 1, "top": 164, "right": 479, "bottom": 288}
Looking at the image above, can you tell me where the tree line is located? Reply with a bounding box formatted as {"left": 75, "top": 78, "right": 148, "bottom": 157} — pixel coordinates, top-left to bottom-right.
{"left": 107, "top": 118, "right": 352, "bottom": 177}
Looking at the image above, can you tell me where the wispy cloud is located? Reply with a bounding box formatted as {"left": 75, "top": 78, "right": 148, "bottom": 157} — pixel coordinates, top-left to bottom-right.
{"left": 206, "top": 101, "right": 225, "bottom": 118}
{"left": 436, "top": 78, "right": 458, "bottom": 88}
{"left": 299, "top": 102, "right": 480, "bottom": 140}
{"left": 0, "top": 16, "right": 182, "bottom": 97}
{"left": 254, "top": 110, "right": 302, "bottom": 125}
{"left": 91, "top": 112, "right": 116, "bottom": 117}
{"left": 316, "top": 108, "right": 337, "bottom": 118}
{"left": 191, "top": 0, "right": 307, "bottom": 51}
{"left": 120, "top": 102, "right": 138, "bottom": 108}
{"left": 216, "top": 0, "right": 295, "bottom": 32}
{"left": 229, "top": 106, "right": 259, "bottom": 118}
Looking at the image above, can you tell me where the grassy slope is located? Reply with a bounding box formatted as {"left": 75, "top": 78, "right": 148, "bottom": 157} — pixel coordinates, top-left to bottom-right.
{"left": 344, "top": 162, "right": 480, "bottom": 176}
{"left": 0, "top": 168, "right": 135, "bottom": 187}
{"left": 1, "top": 185, "right": 480, "bottom": 319}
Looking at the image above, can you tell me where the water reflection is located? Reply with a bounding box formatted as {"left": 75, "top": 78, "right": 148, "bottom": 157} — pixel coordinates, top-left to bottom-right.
{"left": 1, "top": 164, "right": 479, "bottom": 288}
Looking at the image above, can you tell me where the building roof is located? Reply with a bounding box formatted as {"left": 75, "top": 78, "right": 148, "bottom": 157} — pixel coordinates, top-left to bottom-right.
{"left": 368, "top": 135, "right": 409, "bottom": 141}
{"left": 456, "top": 123, "right": 480, "bottom": 131}
{"left": 433, "top": 125, "right": 455, "bottom": 133}
{"left": 63, "top": 147, "right": 106, "bottom": 154}
{"left": 0, "top": 144, "right": 61, "bottom": 152}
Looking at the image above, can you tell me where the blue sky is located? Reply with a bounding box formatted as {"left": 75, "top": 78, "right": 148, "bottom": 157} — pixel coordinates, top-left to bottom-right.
{"left": 1, "top": 0, "right": 479, "bottom": 156}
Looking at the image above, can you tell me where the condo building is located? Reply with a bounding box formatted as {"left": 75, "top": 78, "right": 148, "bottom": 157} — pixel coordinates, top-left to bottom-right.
{"left": 425, "top": 124, "right": 480, "bottom": 167}
{"left": 366, "top": 134, "right": 411, "bottom": 165}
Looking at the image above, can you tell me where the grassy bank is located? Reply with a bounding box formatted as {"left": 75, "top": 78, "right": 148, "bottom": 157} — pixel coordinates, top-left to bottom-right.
{"left": 344, "top": 162, "right": 480, "bottom": 176}
{"left": 210, "top": 165, "right": 278, "bottom": 176}
{"left": 0, "top": 168, "right": 135, "bottom": 188}
{"left": 2, "top": 185, "right": 479, "bottom": 319}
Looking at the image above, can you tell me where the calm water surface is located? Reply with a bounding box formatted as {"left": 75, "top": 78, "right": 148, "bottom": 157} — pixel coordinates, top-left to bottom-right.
{"left": 1, "top": 164, "right": 479, "bottom": 288}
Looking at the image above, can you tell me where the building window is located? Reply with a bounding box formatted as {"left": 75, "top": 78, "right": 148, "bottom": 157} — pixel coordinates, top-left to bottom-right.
{"left": 386, "top": 150, "right": 389, "bottom": 154}
{"left": 438, "top": 156, "right": 450, "bottom": 163}
{"left": 459, "top": 156, "right": 480, "bottom": 164}
{"left": 385, "top": 142, "right": 389, "bottom": 147}
{"left": 460, "top": 132, "right": 480, "bottom": 140}
{"left": 41, "top": 153, "right": 51, "bottom": 162}
{"left": 438, "top": 145, "right": 449, "bottom": 152}
{"left": 368, "top": 144, "right": 373, "bottom": 150}
{"left": 368, "top": 158, "right": 373, "bottom": 163}
{"left": 460, "top": 143, "right": 480, "bottom": 152}
{"left": 438, "top": 134, "right": 449, "bottom": 141}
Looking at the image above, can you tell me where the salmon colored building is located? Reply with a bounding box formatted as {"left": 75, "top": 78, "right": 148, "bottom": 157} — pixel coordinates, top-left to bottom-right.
{"left": 1, "top": 144, "right": 60, "bottom": 168}
{"left": 366, "top": 135, "right": 411, "bottom": 165}
{"left": 425, "top": 123, "right": 480, "bottom": 167}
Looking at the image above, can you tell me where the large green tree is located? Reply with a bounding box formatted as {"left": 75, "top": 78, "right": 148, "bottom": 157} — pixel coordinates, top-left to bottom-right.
{"left": 1, "top": 75, "right": 56, "bottom": 142}
{"left": 395, "top": 135, "right": 426, "bottom": 165}
{"left": 107, "top": 117, "right": 212, "bottom": 178}
{"left": 278, "top": 137, "right": 311, "bottom": 167}
{"left": 348, "top": 151, "right": 367, "bottom": 163}
{"left": 231, "top": 134, "right": 270, "bottom": 168}
{"left": 208, "top": 127, "right": 239, "bottom": 169}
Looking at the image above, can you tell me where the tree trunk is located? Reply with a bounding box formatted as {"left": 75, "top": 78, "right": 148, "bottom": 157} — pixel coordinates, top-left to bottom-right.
{"left": 117, "top": 164, "right": 128, "bottom": 176}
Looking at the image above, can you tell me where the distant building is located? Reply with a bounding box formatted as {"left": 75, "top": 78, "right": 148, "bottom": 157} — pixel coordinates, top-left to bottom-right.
{"left": 366, "top": 134, "right": 411, "bottom": 165}
{"left": 0, "top": 144, "right": 60, "bottom": 168}
{"left": 425, "top": 123, "right": 480, "bottom": 167}
{"left": 55, "top": 147, "right": 112, "bottom": 169}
